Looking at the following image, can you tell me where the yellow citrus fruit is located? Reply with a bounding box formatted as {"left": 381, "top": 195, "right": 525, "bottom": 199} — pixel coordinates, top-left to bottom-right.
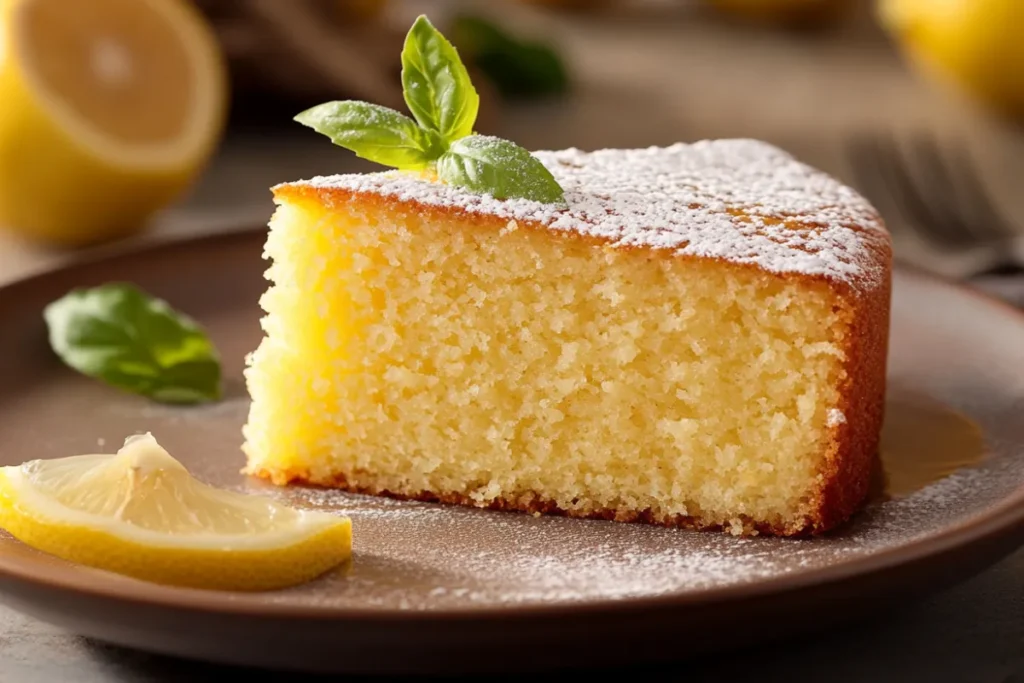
{"left": 707, "top": 0, "right": 851, "bottom": 26}
{"left": 879, "top": 0, "right": 1024, "bottom": 120}
{"left": 0, "top": 0, "right": 227, "bottom": 246}
{"left": 0, "top": 434, "right": 351, "bottom": 591}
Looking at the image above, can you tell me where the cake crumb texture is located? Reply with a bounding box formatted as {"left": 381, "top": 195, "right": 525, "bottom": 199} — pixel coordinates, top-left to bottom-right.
{"left": 243, "top": 141, "right": 890, "bottom": 536}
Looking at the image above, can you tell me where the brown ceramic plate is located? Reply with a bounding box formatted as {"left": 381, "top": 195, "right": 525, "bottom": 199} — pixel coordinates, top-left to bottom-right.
{"left": 0, "top": 229, "right": 1023, "bottom": 675}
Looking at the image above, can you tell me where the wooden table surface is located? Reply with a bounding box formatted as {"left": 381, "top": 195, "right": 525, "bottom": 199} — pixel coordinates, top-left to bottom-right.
{"left": 2, "top": 4, "right": 1024, "bottom": 681}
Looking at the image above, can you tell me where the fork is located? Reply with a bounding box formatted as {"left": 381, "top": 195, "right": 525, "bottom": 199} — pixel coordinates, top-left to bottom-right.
{"left": 844, "top": 131, "right": 1024, "bottom": 278}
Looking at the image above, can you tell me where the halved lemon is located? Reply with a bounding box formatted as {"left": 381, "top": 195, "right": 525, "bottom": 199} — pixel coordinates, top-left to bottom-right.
{"left": 0, "top": 0, "right": 227, "bottom": 246}
{"left": 0, "top": 434, "right": 351, "bottom": 591}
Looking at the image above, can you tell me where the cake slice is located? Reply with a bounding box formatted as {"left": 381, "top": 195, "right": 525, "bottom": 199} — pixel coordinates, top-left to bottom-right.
{"left": 242, "top": 140, "right": 891, "bottom": 536}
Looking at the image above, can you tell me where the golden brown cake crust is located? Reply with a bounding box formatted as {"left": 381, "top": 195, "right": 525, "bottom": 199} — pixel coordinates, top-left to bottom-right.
{"left": 262, "top": 141, "right": 893, "bottom": 537}
{"left": 807, "top": 277, "right": 892, "bottom": 533}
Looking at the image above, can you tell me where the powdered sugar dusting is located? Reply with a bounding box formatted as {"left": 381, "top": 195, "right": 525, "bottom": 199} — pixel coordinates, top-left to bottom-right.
{"left": 225, "top": 454, "right": 1012, "bottom": 610}
{"left": 283, "top": 140, "right": 890, "bottom": 292}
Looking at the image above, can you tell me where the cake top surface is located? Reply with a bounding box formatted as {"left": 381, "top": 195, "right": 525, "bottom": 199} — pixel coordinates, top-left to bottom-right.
{"left": 281, "top": 139, "right": 890, "bottom": 291}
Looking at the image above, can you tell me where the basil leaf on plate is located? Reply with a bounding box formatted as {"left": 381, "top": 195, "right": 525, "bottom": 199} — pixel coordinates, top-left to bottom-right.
{"left": 437, "top": 135, "right": 566, "bottom": 204}
{"left": 43, "top": 283, "right": 222, "bottom": 404}
{"left": 401, "top": 15, "right": 480, "bottom": 141}
{"left": 294, "top": 101, "right": 444, "bottom": 170}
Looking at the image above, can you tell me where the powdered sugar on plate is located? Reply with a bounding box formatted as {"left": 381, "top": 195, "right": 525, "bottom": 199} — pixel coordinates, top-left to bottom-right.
{"left": 283, "top": 140, "right": 891, "bottom": 292}
{"left": 227, "top": 454, "right": 1014, "bottom": 610}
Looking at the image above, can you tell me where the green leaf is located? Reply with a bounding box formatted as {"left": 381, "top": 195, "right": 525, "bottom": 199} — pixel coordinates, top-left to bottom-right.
{"left": 43, "top": 283, "right": 222, "bottom": 405}
{"left": 451, "top": 15, "right": 569, "bottom": 99}
{"left": 294, "top": 101, "right": 444, "bottom": 170}
{"left": 401, "top": 15, "right": 479, "bottom": 141}
{"left": 436, "top": 135, "right": 566, "bottom": 204}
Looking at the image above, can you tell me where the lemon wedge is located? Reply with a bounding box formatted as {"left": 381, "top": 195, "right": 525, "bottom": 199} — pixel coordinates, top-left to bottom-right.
{"left": 0, "top": 0, "right": 227, "bottom": 246}
{"left": 0, "top": 434, "right": 351, "bottom": 591}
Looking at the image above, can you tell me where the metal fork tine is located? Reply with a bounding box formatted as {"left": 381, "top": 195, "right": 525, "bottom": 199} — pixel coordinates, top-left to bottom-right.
{"left": 868, "top": 134, "right": 967, "bottom": 250}
{"left": 903, "top": 134, "right": 979, "bottom": 248}
{"left": 845, "top": 129, "right": 1022, "bottom": 277}
{"left": 909, "top": 132, "right": 970, "bottom": 246}
{"left": 845, "top": 135, "right": 884, "bottom": 206}
{"left": 845, "top": 130, "right": 1020, "bottom": 254}
{"left": 945, "top": 141, "right": 1019, "bottom": 242}
{"left": 846, "top": 133, "right": 912, "bottom": 235}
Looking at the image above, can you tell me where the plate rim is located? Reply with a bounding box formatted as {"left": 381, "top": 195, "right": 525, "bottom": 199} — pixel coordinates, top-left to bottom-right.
{"left": 1, "top": 228, "right": 1024, "bottom": 622}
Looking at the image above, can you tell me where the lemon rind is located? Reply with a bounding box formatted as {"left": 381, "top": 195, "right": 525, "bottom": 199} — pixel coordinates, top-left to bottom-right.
{"left": 0, "top": 468, "right": 350, "bottom": 552}
{"left": 9, "top": 0, "right": 226, "bottom": 170}
{"left": 0, "top": 469, "right": 352, "bottom": 591}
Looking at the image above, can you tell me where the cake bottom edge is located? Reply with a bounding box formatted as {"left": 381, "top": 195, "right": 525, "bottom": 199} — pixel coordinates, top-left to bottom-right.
{"left": 247, "top": 466, "right": 860, "bottom": 538}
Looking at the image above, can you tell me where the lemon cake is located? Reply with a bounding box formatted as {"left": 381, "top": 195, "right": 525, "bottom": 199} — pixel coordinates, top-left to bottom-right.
{"left": 242, "top": 139, "right": 892, "bottom": 536}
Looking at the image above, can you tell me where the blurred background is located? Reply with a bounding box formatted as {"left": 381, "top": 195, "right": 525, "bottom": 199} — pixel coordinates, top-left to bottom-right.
{"left": 2, "top": 0, "right": 1024, "bottom": 303}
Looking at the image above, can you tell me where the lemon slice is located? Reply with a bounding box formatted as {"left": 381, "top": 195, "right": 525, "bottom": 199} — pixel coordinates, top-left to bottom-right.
{"left": 0, "top": 0, "right": 227, "bottom": 245}
{"left": 0, "top": 434, "right": 351, "bottom": 591}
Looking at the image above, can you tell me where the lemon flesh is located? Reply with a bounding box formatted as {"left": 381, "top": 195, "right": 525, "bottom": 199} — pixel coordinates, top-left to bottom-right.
{"left": 880, "top": 0, "right": 1024, "bottom": 119}
{"left": 0, "top": 0, "right": 226, "bottom": 246}
{"left": 0, "top": 434, "right": 351, "bottom": 591}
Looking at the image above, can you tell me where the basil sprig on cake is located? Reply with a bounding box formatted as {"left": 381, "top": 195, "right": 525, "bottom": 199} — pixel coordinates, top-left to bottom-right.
{"left": 294, "top": 15, "right": 566, "bottom": 206}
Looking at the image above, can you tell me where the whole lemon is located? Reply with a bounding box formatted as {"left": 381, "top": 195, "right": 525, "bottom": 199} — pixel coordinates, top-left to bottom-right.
{"left": 0, "top": 0, "right": 226, "bottom": 247}
{"left": 879, "top": 0, "right": 1024, "bottom": 120}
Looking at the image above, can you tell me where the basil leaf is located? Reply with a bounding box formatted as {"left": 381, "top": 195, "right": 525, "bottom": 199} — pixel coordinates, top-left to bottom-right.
{"left": 401, "top": 15, "right": 479, "bottom": 141}
{"left": 294, "top": 101, "right": 444, "bottom": 170}
{"left": 436, "top": 135, "right": 566, "bottom": 204}
{"left": 43, "top": 283, "right": 221, "bottom": 405}
{"left": 451, "top": 15, "right": 569, "bottom": 99}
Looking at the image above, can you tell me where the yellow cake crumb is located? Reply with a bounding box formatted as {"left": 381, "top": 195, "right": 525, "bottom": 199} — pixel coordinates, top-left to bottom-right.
{"left": 242, "top": 141, "right": 891, "bottom": 536}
